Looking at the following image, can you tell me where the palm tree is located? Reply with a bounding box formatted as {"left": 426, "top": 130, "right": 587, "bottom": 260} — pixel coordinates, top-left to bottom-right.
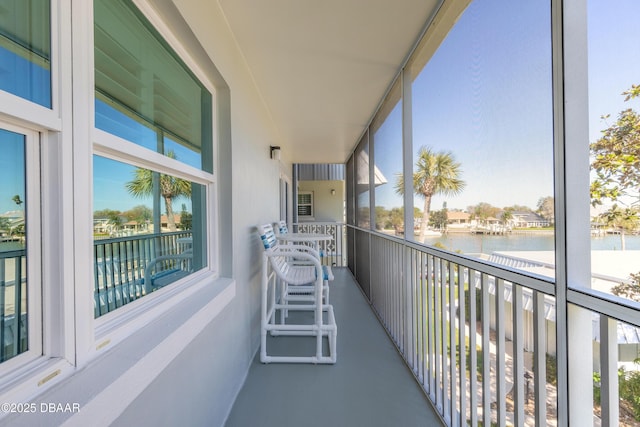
{"left": 395, "top": 146, "right": 465, "bottom": 241}
{"left": 125, "top": 151, "right": 191, "bottom": 231}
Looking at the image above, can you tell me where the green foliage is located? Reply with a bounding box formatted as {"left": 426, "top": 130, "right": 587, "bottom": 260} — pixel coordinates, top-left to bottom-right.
{"left": 395, "top": 146, "right": 465, "bottom": 239}
{"left": 429, "top": 208, "right": 448, "bottom": 230}
{"left": 178, "top": 204, "right": 192, "bottom": 231}
{"left": 536, "top": 196, "right": 555, "bottom": 224}
{"left": 593, "top": 359, "right": 640, "bottom": 421}
{"left": 125, "top": 150, "right": 191, "bottom": 231}
{"left": 611, "top": 271, "right": 640, "bottom": 302}
{"left": 590, "top": 84, "right": 640, "bottom": 207}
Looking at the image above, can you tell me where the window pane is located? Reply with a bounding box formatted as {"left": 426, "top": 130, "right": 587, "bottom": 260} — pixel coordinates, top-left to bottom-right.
{"left": 0, "top": 129, "right": 28, "bottom": 361}
{"left": 372, "top": 81, "right": 403, "bottom": 236}
{"left": 356, "top": 138, "right": 370, "bottom": 228}
{"left": 587, "top": 0, "right": 640, "bottom": 303}
{"left": 94, "top": 0, "right": 212, "bottom": 172}
{"left": 93, "top": 155, "right": 207, "bottom": 317}
{"left": 0, "top": 0, "right": 51, "bottom": 108}
{"left": 409, "top": 0, "right": 554, "bottom": 279}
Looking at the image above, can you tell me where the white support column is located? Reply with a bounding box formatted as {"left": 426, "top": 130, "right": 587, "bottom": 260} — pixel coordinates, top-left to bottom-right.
{"left": 556, "top": 0, "right": 594, "bottom": 425}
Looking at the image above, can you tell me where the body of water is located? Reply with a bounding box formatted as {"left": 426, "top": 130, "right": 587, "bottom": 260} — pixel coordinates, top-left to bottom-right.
{"left": 423, "top": 232, "right": 640, "bottom": 255}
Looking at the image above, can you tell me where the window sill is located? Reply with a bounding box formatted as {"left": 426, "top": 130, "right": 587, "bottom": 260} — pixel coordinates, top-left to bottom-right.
{"left": 0, "top": 276, "right": 235, "bottom": 426}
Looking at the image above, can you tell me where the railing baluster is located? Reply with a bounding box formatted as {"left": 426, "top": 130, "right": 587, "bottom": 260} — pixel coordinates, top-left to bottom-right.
{"left": 458, "top": 265, "right": 466, "bottom": 427}
{"left": 427, "top": 254, "right": 435, "bottom": 400}
{"left": 441, "top": 258, "right": 450, "bottom": 422}
{"left": 533, "top": 291, "right": 547, "bottom": 425}
{"left": 481, "top": 273, "right": 491, "bottom": 427}
{"left": 496, "top": 278, "right": 506, "bottom": 426}
{"left": 469, "top": 269, "right": 478, "bottom": 427}
{"left": 512, "top": 284, "right": 525, "bottom": 427}
{"left": 92, "top": 231, "right": 192, "bottom": 316}
{"left": 448, "top": 262, "right": 457, "bottom": 425}
{"left": 599, "top": 314, "right": 619, "bottom": 427}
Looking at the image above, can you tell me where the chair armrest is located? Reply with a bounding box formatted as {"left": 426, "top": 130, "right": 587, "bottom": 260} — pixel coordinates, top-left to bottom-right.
{"left": 144, "top": 253, "right": 193, "bottom": 293}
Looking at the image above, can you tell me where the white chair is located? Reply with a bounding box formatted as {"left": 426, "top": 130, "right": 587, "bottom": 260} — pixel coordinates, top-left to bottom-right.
{"left": 258, "top": 224, "right": 337, "bottom": 364}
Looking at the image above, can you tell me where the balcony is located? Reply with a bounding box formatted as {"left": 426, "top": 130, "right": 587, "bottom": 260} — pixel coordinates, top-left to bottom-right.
{"left": 223, "top": 222, "right": 640, "bottom": 427}
{"left": 226, "top": 267, "right": 444, "bottom": 426}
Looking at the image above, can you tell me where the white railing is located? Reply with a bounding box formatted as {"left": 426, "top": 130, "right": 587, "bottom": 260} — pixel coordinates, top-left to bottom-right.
{"left": 349, "top": 226, "right": 640, "bottom": 427}
{"left": 0, "top": 250, "right": 28, "bottom": 362}
{"left": 293, "top": 222, "right": 346, "bottom": 267}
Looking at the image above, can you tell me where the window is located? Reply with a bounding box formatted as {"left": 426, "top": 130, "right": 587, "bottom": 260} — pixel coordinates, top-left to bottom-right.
{"left": 408, "top": 0, "right": 554, "bottom": 278}
{"left": 586, "top": 0, "right": 640, "bottom": 303}
{"left": 94, "top": 0, "right": 212, "bottom": 172}
{"left": 371, "top": 80, "right": 403, "bottom": 236}
{"left": 93, "top": 0, "right": 214, "bottom": 316}
{"left": 0, "top": 124, "right": 41, "bottom": 366}
{"left": 297, "top": 191, "right": 314, "bottom": 219}
{"left": 355, "top": 134, "right": 371, "bottom": 229}
{"left": 0, "top": 0, "right": 51, "bottom": 108}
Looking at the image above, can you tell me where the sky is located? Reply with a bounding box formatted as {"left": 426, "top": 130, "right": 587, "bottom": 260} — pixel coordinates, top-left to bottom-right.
{"left": 0, "top": 130, "right": 25, "bottom": 215}
{"left": 1, "top": 0, "right": 639, "bottom": 216}
{"left": 371, "top": 0, "right": 640, "bottom": 213}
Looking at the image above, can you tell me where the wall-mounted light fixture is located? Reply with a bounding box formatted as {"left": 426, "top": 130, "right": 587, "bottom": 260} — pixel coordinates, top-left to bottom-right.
{"left": 270, "top": 145, "right": 281, "bottom": 160}
{"left": 330, "top": 189, "right": 336, "bottom": 196}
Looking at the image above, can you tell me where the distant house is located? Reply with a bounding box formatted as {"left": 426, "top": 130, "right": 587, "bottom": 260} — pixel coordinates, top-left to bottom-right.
{"left": 511, "top": 211, "right": 550, "bottom": 228}
{"left": 447, "top": 211, "right": 470, "bottom": 224}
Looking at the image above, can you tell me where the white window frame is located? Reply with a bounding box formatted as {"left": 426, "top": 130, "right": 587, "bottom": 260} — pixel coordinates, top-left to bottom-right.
{"left": 85, "top": 0, "right": 220, "bottom": 345}
{"left": 297, "top": 191, "right": 314, "bottom": 219}
{"left": 0, "top": 121, "right": 43, "bottom": 376}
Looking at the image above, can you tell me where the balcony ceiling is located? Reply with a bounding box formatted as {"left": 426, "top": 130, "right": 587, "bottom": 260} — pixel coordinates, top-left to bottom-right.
{"left": 210, "top": 0, "right": 441, "bottom": 163}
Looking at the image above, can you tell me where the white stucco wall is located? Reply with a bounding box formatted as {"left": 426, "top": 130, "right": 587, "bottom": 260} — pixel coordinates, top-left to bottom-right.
{"left": 111, "top": 1, "right": 292, "bottom": 426}
{"left": 0, "top": 2, "right": 290, "bottom": 426}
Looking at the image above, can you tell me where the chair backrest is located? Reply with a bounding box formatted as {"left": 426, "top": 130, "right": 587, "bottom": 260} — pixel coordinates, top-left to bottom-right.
{"left": 258, "top": 223, "right": 278, "bottom": 250}
{"left": 277, "top": 220, "right": 288, "bottom": 235}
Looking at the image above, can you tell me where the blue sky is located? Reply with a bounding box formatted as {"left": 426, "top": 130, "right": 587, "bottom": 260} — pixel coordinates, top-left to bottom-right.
{"left": 2, "top": 1, "right": 638, "bottom": 216}
{"left": 0, "top": 130, "right": 25, "bottom": 215}
{"left": 372, "top": 0, "right": 640, "bottom": 213}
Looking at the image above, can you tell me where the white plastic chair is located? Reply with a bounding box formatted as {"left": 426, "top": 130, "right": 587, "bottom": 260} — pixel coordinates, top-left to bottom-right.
{"left": 258, "top": 223, "right": 337, "bottom": 364}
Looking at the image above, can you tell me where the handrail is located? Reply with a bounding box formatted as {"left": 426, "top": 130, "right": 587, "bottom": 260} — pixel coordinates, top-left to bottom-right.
{"left": 93, "top": 231, "right": 193, "bottom": 317}
{"left": 348, "top": 224, "right": 640, "bottom": 426}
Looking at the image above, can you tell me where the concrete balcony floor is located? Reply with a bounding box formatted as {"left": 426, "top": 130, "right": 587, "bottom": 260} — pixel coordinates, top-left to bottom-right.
{"left": 225, "top": 268, "right": 444, "bottom": 427}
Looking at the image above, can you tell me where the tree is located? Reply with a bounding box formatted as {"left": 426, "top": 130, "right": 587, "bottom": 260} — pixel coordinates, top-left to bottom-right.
{"left": 590, "top": 84, "right": 640, "bottom": 205}
{"left": 591, "top": 84, "right": 640, "bottom": 249}
{"left": 596, "top": 204, "right": 638, "bottom": 250}
{"left": 126, "top": 151, "right": 191, "bottom": 232}
{"left": 395, "top": 146, "right": 465, "bottom": 241}
{"left": 178, "top": 204, "right": 192, "bottom": 231}
{"left": 468, "top": 202, "right": 500, "bottom": 224}
{"left": 124, "top": 205, "right": 152, "bottom": 229}
{"left": 536, "top": 196, "right": 555, "bottom": 224}
{"left": 429, "top": 209, "right": 448, "bottom": 231}
{"left": 501, "top": 208, "right": 514, "bottom": 228}
{"left": 611, "top": 272, "right": 640, "bottom": 303}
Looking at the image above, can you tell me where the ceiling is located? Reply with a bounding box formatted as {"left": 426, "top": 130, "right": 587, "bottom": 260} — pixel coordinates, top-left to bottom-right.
{"left": 216, "top": 0, "right": 442, "bottom": 163}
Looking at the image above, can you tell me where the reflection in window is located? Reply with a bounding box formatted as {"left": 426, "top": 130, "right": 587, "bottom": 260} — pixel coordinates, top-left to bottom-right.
{"left": 409, "top": 0, "right": 554, "bottom": 278}
{"left": 587, "top": 0, "right": 640, "bottom": 303}
{"left": 94, "top": 0, "right": 212, "bottom": 172}
{"left": 0, "top": 129, "right": 28, "bottom": 361}
{"left": 93, "top": 156, "right": 206, "bottom": 317}
{"left": 0, "top": 0, "right": 51, "bottom": 107}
